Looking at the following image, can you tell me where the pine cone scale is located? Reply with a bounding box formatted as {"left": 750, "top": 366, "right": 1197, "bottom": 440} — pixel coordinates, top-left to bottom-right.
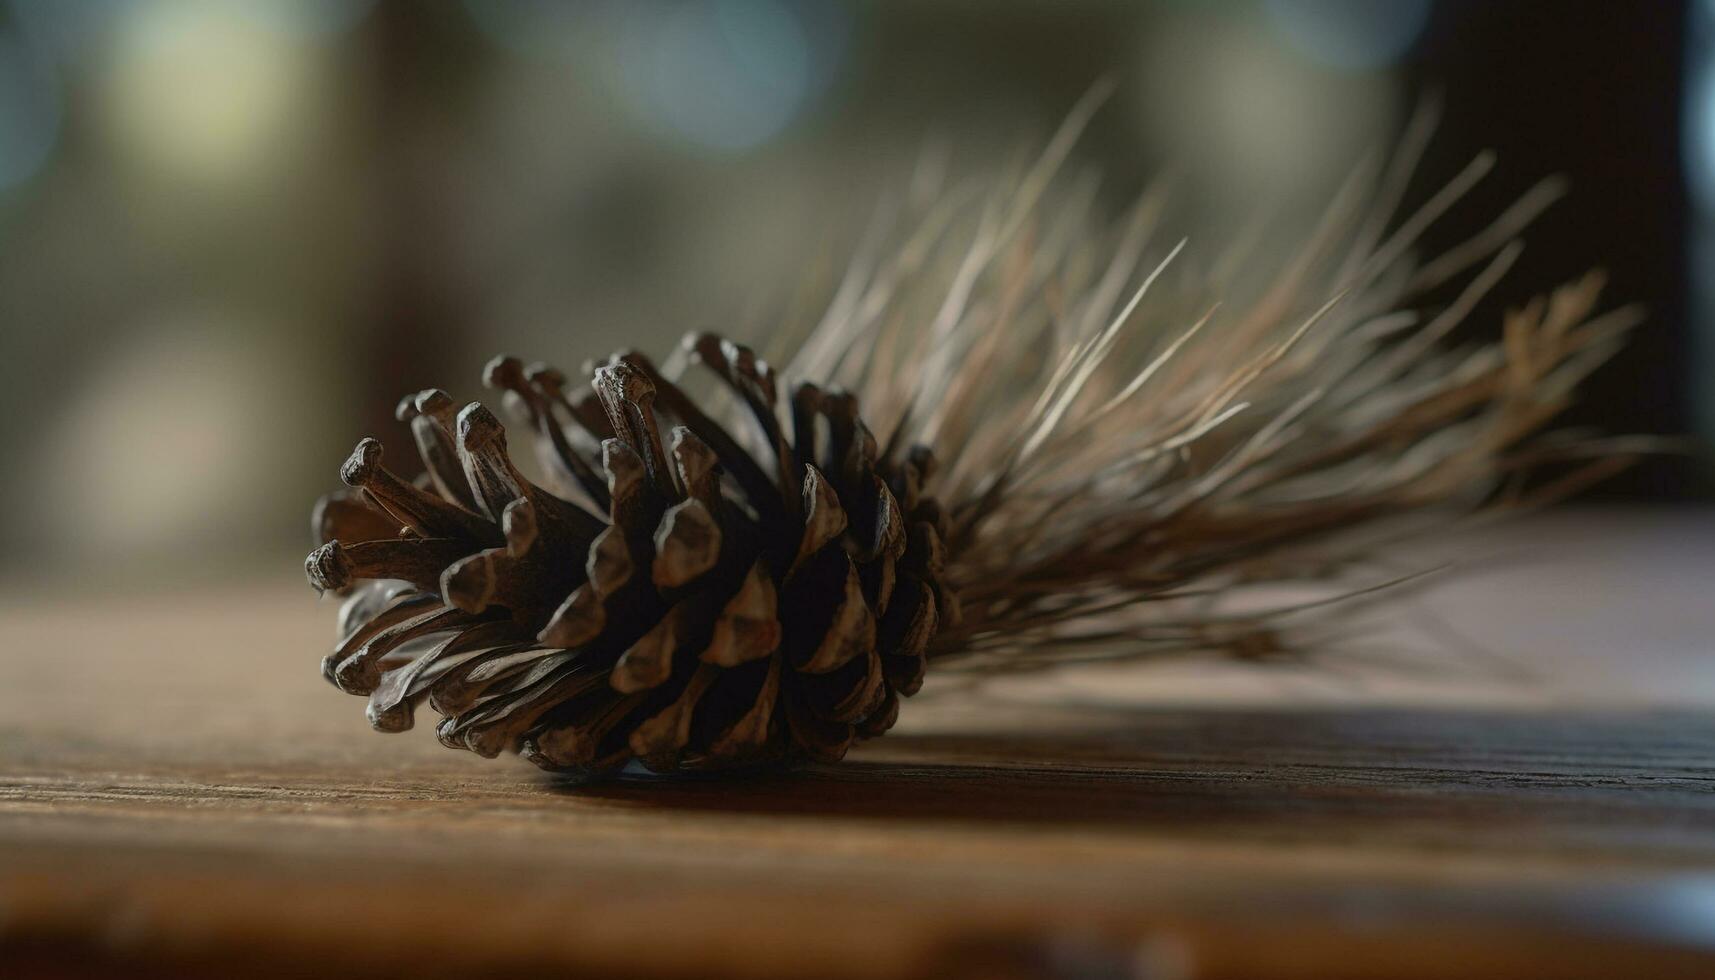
{"left": 306, "top": 332, "right": 953, "bottom": 776}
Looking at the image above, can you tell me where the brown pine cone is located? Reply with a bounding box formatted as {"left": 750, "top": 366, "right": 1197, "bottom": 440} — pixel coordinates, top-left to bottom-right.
{"left": 306, "top": 334, "right": 956, "bottom": 778}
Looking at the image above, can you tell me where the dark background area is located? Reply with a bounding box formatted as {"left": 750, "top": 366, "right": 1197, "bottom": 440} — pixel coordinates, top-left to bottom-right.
{"left": 1416, "top": 1, "right": 1695, "bottom": 498}
{"left": 0, "top": 0, "right": 1704, "bottom": 587}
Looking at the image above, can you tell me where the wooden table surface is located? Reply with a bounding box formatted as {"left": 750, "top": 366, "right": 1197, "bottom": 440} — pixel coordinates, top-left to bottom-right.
{"left": 3, "top": 511, "right": 1713, "bottom": 979}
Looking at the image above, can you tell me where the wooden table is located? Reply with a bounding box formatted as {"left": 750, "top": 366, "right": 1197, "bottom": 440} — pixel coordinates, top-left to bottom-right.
{"left": 3, "top": 511, "right": 1713, "bottom": 978}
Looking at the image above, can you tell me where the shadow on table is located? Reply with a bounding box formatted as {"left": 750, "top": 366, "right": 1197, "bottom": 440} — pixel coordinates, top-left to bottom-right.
{"left": 552, "top": 706, "right": 1715, "bottom": 855}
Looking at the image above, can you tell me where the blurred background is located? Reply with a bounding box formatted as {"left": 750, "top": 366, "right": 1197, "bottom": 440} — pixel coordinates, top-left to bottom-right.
{"left": 0, "top": 0, "right": 1704, "bottom": 591}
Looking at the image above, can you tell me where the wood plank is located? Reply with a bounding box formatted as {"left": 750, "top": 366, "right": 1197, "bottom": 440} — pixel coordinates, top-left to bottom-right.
{"left": 3, "top": 513, "right": 1714, "bottom": 978}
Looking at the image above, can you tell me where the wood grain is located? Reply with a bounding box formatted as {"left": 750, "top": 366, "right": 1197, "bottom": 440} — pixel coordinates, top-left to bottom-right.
{"left": 3, "top": 513, "right": 1714, "bottom": 978}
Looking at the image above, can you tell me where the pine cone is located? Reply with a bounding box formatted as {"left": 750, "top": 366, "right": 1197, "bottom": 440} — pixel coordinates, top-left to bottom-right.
{"left": 306, "top": 334, "right": 956, "bottom": 777}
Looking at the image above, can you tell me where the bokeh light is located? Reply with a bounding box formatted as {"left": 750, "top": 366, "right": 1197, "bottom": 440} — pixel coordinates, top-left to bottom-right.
{"left": 1139, "top": 9, "right": 1401, "bottom": 214}
{"left": 1689, "top": 0, "right": 1715, "bottom": 211}
{"left": 0, "top": 29, "right": 60, "bottom": 191}
{"left": 101, "top": 0, "right": 324, "bottom": 186}
{"left": 29, "top": 322, "right": 294, "bottom": 561}
{"left": 466, "top": 0, "right": 850, "bottom": 153}
{"left": 1686, "top": 0, "right": 1715, "bottom": 445}
{"left": 1265, "top": 0, "right": 1431, "bottom": 72}
{"left": 620, "top": 0, "right": 812, "bottom": 151}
